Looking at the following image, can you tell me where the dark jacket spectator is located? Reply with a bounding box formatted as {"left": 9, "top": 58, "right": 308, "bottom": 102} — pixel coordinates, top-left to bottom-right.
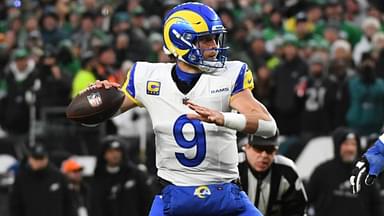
{"left": 90, "top": 136, "right": 153, "bottom": 216}
{"left": 298, "top": 54, "right": 332, "bottom": 136}
{"left": 35, "top": 46, "right": 72, "bottom": 108}
{"left": 61, "top": 159, "right": 90, "bottom": 216}
{"left": 0, "top": 49, "right": 38, "bottom": 134}
{"left": 40, "top": 11, "right": 65, "bottom": 47}
{"left": 9, "top": 144, "right": 74, "bottom": 216}
{"left": 323, "top": 59, "right": 352, "bottom": 131}
{"left": 271, "top": 35, "right": 308, "bottom": 135}
{"left": 308, "top": 127, "right": 383, "bottom": 216}
{"left": 346, "top": 56, "right": 384, "bottom": 135}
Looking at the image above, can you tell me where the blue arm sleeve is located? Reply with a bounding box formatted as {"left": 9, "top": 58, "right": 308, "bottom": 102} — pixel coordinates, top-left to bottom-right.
{"left": 365, "top": 134, "right": 384, "bottom": 176}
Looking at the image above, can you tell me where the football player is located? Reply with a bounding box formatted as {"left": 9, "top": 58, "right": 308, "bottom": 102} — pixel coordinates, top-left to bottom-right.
{"left": 93, "top": 2, "right": 276, "bottom": 215}
{"left": 350, "top": 133, "right": 384, "bottom": 194}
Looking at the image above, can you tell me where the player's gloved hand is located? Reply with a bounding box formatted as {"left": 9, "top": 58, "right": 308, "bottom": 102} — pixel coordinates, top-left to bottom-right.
{"left": 350, "top": 139, "right": 384, "bottom": 194}
{"left": 350, "top": 157, "right": 374, "bottom": 194}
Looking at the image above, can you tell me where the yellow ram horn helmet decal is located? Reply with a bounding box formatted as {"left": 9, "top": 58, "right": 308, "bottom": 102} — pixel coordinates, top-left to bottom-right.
{"left": 163, "top": 10, "right": 208, "bottom": 58}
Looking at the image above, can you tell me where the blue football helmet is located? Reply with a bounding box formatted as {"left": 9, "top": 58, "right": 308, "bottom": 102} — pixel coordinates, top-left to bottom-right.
{"left": 163, "top": 2, "right": 228, "bottom": 72}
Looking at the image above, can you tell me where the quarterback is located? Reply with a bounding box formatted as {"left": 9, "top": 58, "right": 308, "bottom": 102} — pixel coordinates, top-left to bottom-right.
{"left": 350, "top": 133, "right": 384, "bottom": 194}
{"left": 95, "top": 2, "right": 276, "bottom": 215}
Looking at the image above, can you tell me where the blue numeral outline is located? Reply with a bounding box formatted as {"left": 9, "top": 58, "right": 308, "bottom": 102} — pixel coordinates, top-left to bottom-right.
{"left": 173, "top": 114, "right": 206, "bottom": 167}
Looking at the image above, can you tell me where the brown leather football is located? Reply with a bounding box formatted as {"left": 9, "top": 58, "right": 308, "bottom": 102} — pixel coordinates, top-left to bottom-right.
{"left": 66, "top": 87, "right": 125, "bottom": 125}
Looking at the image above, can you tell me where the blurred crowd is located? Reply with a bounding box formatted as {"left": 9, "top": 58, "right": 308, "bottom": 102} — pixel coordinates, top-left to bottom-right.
{"left": 1, "top": 0, "right": 384, "bottom": 215}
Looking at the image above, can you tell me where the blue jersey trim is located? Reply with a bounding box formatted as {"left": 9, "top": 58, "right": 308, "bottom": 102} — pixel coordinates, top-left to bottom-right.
{"left": 175, "top": 65, "right": 201, "bottom": 85}
{"left": 126, "top": 63, "right": 137, "bottom": 97}
{"left": 231, "top": 64, "right": 247, "bottom": 95}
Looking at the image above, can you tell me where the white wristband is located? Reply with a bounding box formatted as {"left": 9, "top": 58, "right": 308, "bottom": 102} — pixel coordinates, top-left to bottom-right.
{"left": 222, "top": 112, "right": 247, "bottom": 131}
{"left": 255, "top": 118, "right": 277, "bottom": 138}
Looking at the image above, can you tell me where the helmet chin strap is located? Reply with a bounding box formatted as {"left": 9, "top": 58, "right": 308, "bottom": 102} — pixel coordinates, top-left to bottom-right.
{"left": 178, "top": 56, "right": 221, "bottom": 73}
{"left": 185, "top": 47, "right": 225, "bottom": 73}
{"left": 198, "top": 62, "right": 223, "bottom": 73}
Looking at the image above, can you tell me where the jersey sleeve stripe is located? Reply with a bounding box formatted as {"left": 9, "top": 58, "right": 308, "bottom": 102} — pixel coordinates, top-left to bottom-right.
{"left": 231, "top": 64, "right": 254, "bottom": 95}
{"left": 232, "top": 64, "right": 247, "bottom": 95}
{"left": 126, "top": 63, "right": 137, "bottom": 97}
{"left": 121, "top": 63, "right": 143, "bottom": 106}
{"left": 125, "top": 92, "right": 143, "bottom": 106}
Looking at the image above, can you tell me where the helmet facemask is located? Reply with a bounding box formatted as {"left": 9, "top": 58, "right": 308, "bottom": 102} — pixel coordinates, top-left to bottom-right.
{"left": 187, "top": 31, "right": 228, "bottom": 73}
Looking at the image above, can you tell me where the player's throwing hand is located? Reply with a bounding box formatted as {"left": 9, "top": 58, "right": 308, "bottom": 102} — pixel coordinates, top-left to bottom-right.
{"left": 93, "top": 80, "right": 121, "bottom": 89}
{"left": 186, "top": 101, "right": 225, "bottom": 126}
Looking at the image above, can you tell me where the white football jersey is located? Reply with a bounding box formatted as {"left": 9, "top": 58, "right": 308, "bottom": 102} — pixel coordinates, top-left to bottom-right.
{"left": 122, "top": 61, "right": 254, "bottom": 186}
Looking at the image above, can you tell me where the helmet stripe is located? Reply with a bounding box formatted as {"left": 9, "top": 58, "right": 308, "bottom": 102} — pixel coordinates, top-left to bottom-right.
{"left": 166, "top": 10, "right": 209, "bottom": 33}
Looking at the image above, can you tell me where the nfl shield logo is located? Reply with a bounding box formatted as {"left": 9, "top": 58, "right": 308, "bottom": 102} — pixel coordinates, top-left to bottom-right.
{"left": 87, "top": 92, "right": 102, "bottom": 107}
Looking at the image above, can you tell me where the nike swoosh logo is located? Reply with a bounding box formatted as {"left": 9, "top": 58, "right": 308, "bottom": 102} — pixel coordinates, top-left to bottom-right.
{"left": 247, "top": 79, "right": 252, "bottom": 84}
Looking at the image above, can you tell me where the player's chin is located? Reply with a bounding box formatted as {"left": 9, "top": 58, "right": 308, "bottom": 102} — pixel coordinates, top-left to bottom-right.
{"left": 204, "top": 52, "right": 218, "bottom": 60}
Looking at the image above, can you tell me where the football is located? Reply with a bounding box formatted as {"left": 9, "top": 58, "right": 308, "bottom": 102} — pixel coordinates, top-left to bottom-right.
{"left": 66, "top": 86, "right": 125, "bottom": 125}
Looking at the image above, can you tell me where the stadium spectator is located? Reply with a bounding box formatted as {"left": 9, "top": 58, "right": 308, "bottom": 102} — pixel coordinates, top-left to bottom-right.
{"left": 71, "top": 50, "right": 97, "bottom": 98}
{"left": 239, "top": 133, "right": 308, "bottom": 216}
{"left": 4, "top": 14, "right": 23, "bottom": 53}
{"left": 372, "top": 32, "right": 384, "bottom": 78}
{"left": 271, "top": 34, "right": 308, "bottom": 135}
{"left": 71, "top": 11, "right": 106, "bottom": 55}
{"left": 323, "top": 41, "right": 355, "bottom": 131}
{"left": 96, "top": 45, "right": 117, "bottom": 78}
{"left": 262, "top": 6, "right": 285, "bottom": 54}
{"left": 346, "top": 53, "right": 384, "bottom": 135}
{"left": 291, "top": 12, "right": 316, "bottom": 44}
{"left": 353, "top": 17, "right": 381, "bottom": 65}
{"left": 55, "top": 40, "right": 81, "bottom": 77}
{"left": 0, "top": 48, "right": 39, "bottom": 158}
{"left": 40, "top": 11, "right": 65, "bottom": 47}
{"left": 114, "top": 33, "right": 131, "bottom": 66}
{"left": 330, "top": 39, "right": 355, "bottom": 71}
{"left": 90, "top": 136, "right": 153, "bottom": 216}
{"left": 9, "top": 143, "right": 73, "bottom": 216}
{"left": 308, "top": 127, "right": 383, "bottom": 216}
{"left": 0, "top": 48, "right": 38, "bottom": 134}
{"left": 252, "top": 64, "right": 274, "bottom": 111}
{"left": 298, "top": 53, "right": 332, "bottom": 137}
{"left": 246, "top": 31, "right": 272, "bottom": 74}
{"left": 320, "top": 0, "right": 362, "bottom": 47}
{"left": 147, "top": 32, "right": 165, "bottom": 63}
{"left": 35, "top": 45, "right": 72, "bottom": 108}
{"left": 61, "top": 159, "right": 90, "bottom": 216}
{"left": 322, "top": 22, "right": 342, "bottom": 45}
{"left": 367, "top": 5, "right": 384, "bottom": 22}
